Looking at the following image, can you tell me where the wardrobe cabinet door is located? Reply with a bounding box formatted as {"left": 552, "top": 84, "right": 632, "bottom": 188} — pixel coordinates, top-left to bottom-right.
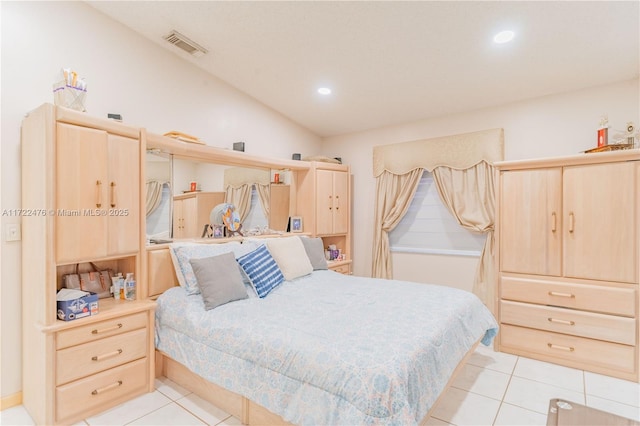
{"left": 56, "top": 123, "right": 108, "bottom": 263}
{"left": 316, "top": 170, "right": 334, "bottom": 235}
{"left": 500, "top": 168, "right": 562, "bottom": 276}
{"left": 332, "top": 171, "right": 349, "bottom": 235}
{"left": 107, "top": 134, "right": 140, "bottom": 256}
{"left": 563, "top": 162, "right": 637, "bottom": 284}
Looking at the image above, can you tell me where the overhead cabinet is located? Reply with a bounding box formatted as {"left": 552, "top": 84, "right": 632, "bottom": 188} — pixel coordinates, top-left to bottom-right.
{"left": 315, "top": 169, "right": 349, "bottom": 235}
{"left": 56, "top": 123, "right": 140, "bottom": 263}
{"left": 496, "top": 152, "right": 639, "bottom": 382}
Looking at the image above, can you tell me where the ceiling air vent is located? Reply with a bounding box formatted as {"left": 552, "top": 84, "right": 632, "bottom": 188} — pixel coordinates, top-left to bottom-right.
{"left": 164, "top": 30, "right": 208, "bottom": 57}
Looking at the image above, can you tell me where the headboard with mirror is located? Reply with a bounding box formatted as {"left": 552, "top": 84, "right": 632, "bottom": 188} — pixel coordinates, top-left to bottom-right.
{"left": 144, "top": 131, "right": 310, "bottom": 242}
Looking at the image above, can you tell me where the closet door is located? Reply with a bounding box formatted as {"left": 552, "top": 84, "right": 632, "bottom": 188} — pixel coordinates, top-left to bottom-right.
{"left": 332, "top": 171, "right": 349, "bottom": 234}
{"left": 56, "top": 124, "right": 108, "bottom": 263}
{"left": 500, "top": 168, "right": 562, "bottom": 276}
{"left": 316, "top": 170, "right": 334, "bottom": 235}
{"left": 563, "top": 162, "right": 637, "bottom": 283}
{"left": 107, "top": 134, "right": 140, "bottom": 255}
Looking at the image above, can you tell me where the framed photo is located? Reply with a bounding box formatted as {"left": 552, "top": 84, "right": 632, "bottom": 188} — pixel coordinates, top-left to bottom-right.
{"left": 213, "top": 224, "right": 225, "bottom": 238}
{"left": 291, "top": 216, "right": 303, "bottom": 233}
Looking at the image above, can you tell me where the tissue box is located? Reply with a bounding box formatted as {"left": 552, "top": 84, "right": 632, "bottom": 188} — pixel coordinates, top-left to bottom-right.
{"left": 57, "top": 292, "right": 99, "bottom": 321}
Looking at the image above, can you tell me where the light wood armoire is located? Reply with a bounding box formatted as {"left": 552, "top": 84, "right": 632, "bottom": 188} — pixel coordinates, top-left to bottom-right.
{"left": 21, "top": 104, "right": 155, "bottom": 425}
{"left": 495, "top": 150, "right": 639, "bottom": 382}
{"left": 296, "top": 162, "right": 352, "bottom": 274}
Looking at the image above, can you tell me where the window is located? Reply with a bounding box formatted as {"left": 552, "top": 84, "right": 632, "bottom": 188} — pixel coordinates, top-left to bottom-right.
{"left": 389, "top": 170, "right": 485, "bottom": 256}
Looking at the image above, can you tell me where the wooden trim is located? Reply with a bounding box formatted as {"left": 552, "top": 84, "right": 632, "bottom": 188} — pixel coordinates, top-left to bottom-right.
{"left": 55, "top": 105, "right": 139, "bottom": 139}
{"left": 0, "top": 392, "right": 22, "bottom": 411}
{"left": 495, "top": 149, "right": 640, "bottom": 170}
{"left": 146, "top": 133, "right": 311, "bottom": 171}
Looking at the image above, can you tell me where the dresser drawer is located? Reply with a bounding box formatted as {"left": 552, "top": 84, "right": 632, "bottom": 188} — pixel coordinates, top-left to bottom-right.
{"left": 56, "top": 328, "right": 148, "bottom": 386}
{"left": 330, "top": 264, "right": 351, "bottom": 275}
{"left": 500, "top": 324, "right": 636, "bottom": 374}
{"left": 501, "top": 301, "right": 636, "bottom": 345}
{"left": 501, "top": 276, "right": 636, "bottom": 317}
{"left": 56, "top": 358, "right": 148, "bottom": 425}
{"left": 57, "top": 312, "right": 148, "bottom": 349}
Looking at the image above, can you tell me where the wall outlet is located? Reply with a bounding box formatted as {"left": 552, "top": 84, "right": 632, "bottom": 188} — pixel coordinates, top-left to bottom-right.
{"left": 5, "top": 223, "right": 21, "bottom": 242}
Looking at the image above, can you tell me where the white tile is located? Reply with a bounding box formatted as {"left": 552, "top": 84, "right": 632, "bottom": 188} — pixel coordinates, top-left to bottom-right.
{"left": 586, "top": 395, "right": 640, "bottom": 422}
{"left": 155, "top": 376, "right": 192, "bottom": 400}
{"left": 451, "top": 363, "right": 511, "bottom": 401}
{"left": 0, "top": 405, "right": 35, "bottom": 425}
{"left": 494, "top": 402, "right": 548, "bottom": 426}
{"left": 218, "top": 416, "right": 243, "bottom": 426}
{"left": 513, "top": 356, "right": 584, "bottom": 393}
{"left": 85, "top": 390, "right": 172, "bottom": 425}
{"left": 584, "top": 371, "right": 640, "bottom": 408}
{"left": 128, "top": 402, "right": 205, "bottom": 425}
{"left": 503, "top": 376, "right": 585, "bottom": 415}
{"left": 176, "top": 393, "right": 232, "bottom": 425}
{"left": 429, "top": 387, "right": 501, "bottom": 426}
{"left": 468, "top": 345, "right": 518, "bottom": 375}
{"left": 423, "top": 416, "right": 453, "bottom": 425}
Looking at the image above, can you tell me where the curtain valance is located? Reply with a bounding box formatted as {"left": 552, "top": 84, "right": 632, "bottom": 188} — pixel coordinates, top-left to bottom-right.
{"left": 372, "top": 128, "right": 504, "bottom": 177}
{"left": 224, "top": 167, "right": 270, "bottom": 188}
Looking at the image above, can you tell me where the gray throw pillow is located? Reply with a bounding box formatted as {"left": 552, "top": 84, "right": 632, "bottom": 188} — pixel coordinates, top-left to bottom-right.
{"left": 189, "top": 252, "right": 248, "bottom": 310}
{"left": 300, "top": 237, "right": 328, "bottom": 270}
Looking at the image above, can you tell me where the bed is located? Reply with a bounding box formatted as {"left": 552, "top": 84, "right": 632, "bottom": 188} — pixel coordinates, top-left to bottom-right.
{"left": 149, "top": 237, "right": 498, "bottom": 425}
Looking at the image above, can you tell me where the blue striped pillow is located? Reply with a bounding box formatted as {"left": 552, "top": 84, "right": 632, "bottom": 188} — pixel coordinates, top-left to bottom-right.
{"left": 236, "top": 244, "right": 284, "bottom": 298}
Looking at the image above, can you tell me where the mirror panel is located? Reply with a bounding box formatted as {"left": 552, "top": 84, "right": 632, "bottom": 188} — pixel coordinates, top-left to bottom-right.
{"left": 145, "top": 152, "right": 172, "bottom": 240}
{"left": 146, "top": 154, "right": 293, "bottom": 240}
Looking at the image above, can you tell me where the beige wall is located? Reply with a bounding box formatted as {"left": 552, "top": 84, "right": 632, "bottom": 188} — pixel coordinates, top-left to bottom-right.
{"left": 322, "top": 78, "right": 640, "bottom": 287}
{"left": 0, "top": 1, "right": 321, "bottom": 399}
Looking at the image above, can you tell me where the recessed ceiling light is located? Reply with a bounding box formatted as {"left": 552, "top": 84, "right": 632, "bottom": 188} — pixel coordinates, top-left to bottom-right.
{"left": 493, "top": 30, "right": 515, "bottom": 44}
{"left": 317, "top": 87, "right": 332, "bottom": 95}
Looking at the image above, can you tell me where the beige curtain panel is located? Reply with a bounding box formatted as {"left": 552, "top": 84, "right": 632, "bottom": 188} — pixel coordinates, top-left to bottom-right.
{"left": 145, "top": 180, "right": 167, "bottom": 216}
{"left": 371, "top": 128, "right": 503, "bottom": 315}
{"left": 255, "top": 183, "right": 270, "bottom": 218}
{"left": 432, "top": 162, "right": 497, "bottom": 314}
{"left": 225, "top": 184, "right": 252, "bottom": 222}
{"left": 371, "top": 169, "right": 423, "bottom": 279}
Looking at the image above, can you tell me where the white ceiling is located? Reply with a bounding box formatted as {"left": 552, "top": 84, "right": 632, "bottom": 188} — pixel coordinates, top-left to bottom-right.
{"left": 86, "top": 1, "right": 639, "bottom": 138}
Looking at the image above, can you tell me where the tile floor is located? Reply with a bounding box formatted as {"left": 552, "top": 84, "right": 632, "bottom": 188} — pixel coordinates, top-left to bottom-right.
{"left": 2, "top": 345, "right": 639, "bottom": 425}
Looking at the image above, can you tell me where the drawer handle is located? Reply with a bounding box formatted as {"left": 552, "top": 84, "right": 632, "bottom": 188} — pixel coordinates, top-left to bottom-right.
{"left": 92, "top": 323, "right": 123, "bottom": 334}
{"left": 92, "top": 349, "right": 123, "bottom": 361}
{"left": 548, "top": 317, "right": 575, "bottom": 326}
{"left": 548, "top": 343, "right": 574, "bottom": 352}
{"left": 548, "top": 291, "right": 575, "bottom": 298}
{"left": 91, "top": 380, "right": 123, "bottom": 395}
{"left": 551, "top": 212, "right": 557, "bottom": 233}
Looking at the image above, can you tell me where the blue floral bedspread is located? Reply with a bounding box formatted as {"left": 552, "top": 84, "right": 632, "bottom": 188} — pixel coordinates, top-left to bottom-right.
{"left": 155, "top": 270, "right": 498, "bottom": 425}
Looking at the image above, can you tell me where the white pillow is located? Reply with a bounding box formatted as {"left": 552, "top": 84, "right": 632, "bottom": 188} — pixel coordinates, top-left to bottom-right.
{"left": 266, "top": 236, "right": 313, "bottom": 281}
